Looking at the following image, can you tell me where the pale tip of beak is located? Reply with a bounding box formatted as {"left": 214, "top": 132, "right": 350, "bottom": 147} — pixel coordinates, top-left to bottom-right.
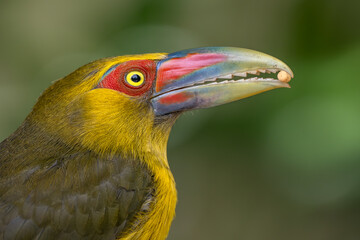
{"left": 278, "top": 70, "right": 292, "bottom": 83}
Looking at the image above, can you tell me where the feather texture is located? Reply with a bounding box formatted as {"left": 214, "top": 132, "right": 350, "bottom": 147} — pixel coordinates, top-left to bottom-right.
{"left": 0, "top": 53, "right": 177, "bottom": 240}
{"left": 0, "top": 119, "right": 153, "bottom": 239}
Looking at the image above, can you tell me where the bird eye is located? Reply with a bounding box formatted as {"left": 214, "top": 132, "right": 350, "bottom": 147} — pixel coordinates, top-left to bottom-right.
{"left": 125, "top": 71, "right": 145, "bottom": 87}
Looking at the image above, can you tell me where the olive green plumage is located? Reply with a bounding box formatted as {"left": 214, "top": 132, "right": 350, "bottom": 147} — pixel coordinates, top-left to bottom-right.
{"left": 0, "top": 54, "right": 173, "bottom": 239}
{"left": 0, "top": 47, "right": 293, "bottom": 240}
{"left": 0, "top": 111, "right": 154, "bottom": 239}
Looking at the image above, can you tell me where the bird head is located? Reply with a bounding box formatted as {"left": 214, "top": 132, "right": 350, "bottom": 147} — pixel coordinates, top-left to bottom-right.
{"left": 28, "top": 47, "right": 293, "bottom": 161}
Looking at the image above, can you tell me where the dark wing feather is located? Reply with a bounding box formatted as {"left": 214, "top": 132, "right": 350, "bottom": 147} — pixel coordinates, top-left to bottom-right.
{"left": 0, "top": 121, "right": 154, "bottom": 239}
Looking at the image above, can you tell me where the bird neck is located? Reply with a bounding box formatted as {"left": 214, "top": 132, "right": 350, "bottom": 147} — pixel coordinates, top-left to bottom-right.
{"left": 118, "top": 119, "right": 178, "bottom": 240}
{"left": 7, "top": 106, "right": 178, "bottom": 240}
{"left": 121, "top": 152, "right": 177, "bottom": 240}
{"left": 29, "top": 87, "right": 174, "bottom": 169}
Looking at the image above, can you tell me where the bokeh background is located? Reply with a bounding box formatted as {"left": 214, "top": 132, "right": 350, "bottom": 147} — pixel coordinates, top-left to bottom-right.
{"left": 0, "top": 0, "right": 359, "bottom": 239}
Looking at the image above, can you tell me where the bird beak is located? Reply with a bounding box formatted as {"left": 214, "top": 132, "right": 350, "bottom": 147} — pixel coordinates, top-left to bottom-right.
{"left": 151, "top": 47, "right": 293, "bottom": 116}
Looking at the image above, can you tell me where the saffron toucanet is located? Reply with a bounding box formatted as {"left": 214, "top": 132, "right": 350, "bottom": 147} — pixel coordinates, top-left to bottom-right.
{"left": 0, "top": 47, "right": 293, "bottom": 240}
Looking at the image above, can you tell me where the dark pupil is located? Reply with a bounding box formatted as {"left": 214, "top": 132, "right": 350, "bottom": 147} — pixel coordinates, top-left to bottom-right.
{"left": 131, "top": 74, "right": 141, "bottom": 82}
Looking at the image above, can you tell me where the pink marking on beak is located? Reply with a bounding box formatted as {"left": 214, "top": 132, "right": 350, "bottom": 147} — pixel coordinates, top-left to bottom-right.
{"left": 156, "top": 53, "right": 226, "bottom": 92}
{"left": 158, "top": 92, "right": 192, "bottom": 105}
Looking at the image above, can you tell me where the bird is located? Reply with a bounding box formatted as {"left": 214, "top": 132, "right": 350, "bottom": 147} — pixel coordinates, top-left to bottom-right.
{"left": 0, "top": 47, "right": 293, "bottom": 240}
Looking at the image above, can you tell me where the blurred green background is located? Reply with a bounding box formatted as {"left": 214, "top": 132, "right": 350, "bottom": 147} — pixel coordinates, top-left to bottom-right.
{"left": 0, "top": 0, "right": 359, "bottom": 239}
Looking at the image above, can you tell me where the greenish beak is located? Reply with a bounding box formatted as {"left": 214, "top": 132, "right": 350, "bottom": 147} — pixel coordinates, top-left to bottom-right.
{"left": 151, "top": 47, "right": 293, "bottom": 116}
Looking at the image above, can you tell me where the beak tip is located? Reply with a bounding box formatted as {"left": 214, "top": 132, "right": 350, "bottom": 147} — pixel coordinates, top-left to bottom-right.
{"left": 278, "top": 70, "right": 293, "bottom": 83}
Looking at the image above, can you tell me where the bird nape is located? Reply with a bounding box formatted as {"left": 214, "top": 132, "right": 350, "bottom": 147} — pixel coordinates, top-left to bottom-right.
{"left": 0, "top": 47, "right": 293, "bottom": 240}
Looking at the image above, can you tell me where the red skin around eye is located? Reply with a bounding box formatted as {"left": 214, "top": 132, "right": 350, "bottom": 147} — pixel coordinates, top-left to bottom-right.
{"left": 98, "top": 60, "right": 157, "bottom": 96}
